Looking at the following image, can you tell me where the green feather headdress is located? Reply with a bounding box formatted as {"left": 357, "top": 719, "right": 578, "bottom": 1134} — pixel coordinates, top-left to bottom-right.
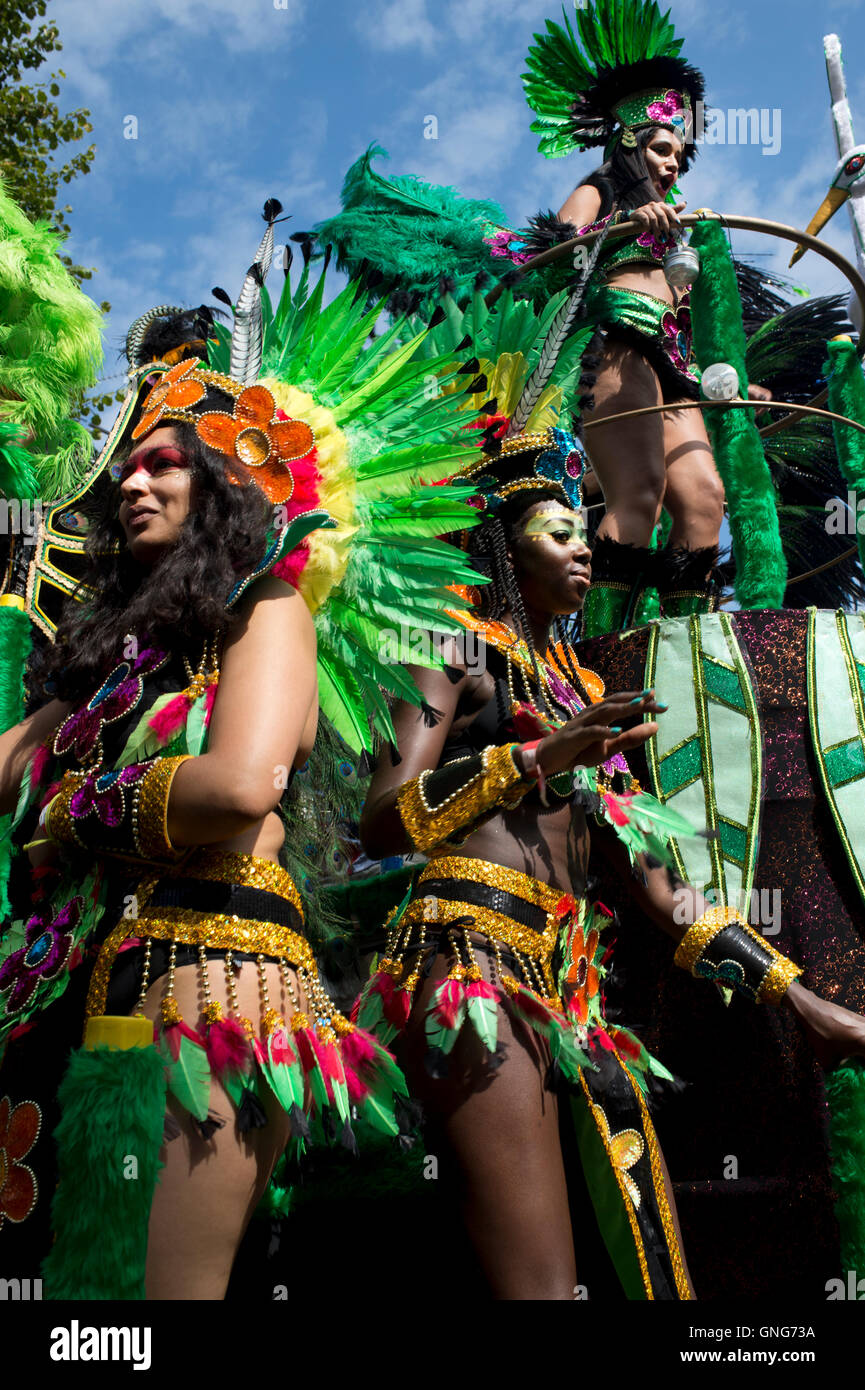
{"left": 523, "top": 0, "right": 705, "bottom": 163}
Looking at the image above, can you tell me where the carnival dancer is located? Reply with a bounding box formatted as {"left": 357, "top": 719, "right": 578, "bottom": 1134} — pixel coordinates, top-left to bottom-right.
{"left": 0, "top": 203, "right": 489, "bottom": 1299}
{"left": 521, "top": 0, "right": 733, "bottom": 630}
{"left": 353, "top": 397, "right": 865, "bottom": 1302}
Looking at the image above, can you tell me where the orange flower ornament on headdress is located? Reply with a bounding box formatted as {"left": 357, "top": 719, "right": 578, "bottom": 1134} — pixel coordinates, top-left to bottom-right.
{"left": 131, "top": 360, "right": 315, "bottom": 505}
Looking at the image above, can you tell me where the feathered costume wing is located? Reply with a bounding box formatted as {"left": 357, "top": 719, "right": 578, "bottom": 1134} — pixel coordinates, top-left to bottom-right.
{"left": 312, "top": 144, "right": 511, "bottom": 317}
{"left": 0, "top": 176, "right": 103, "bottom": 502}
{"left": 205, "top": 257, "right": 488, "bottom": 753}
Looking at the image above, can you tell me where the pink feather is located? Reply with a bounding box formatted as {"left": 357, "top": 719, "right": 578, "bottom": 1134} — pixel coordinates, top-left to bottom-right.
{"left": 272, "top": 543, "right": 309, "bottom": 589}
{"left": 203, "top": 681, "right": 218, "bottom": 726}
{"left": 148, "top": 691, "right": 192, "bottom": 742}
{"left": 433, "top": 978, "right": 468, "bottom": 1028}
{"left": 269, "top": 447, "right": 323, "bottom": 589}
{"left": 371, "top": 973, "right": 413, "bottom": 1029}
{"left": 31, "top": 742, "right": 51, "bottom": 786}
{"left": 465, "top": 978, "right": 498, "bottom": 1003}
{"left": 205, "top": 1015, "right": 252, "bottom": 1077}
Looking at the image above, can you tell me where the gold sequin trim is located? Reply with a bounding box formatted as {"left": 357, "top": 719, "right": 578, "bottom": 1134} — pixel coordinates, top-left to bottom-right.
{"left": 629, "top": 1067, "right": 692, "bottom": 1300}
{"left": 420, "top": 855, "right": 565, "bottom": 915}
{"left": 136, "top": 755, "right": 191, "bottom": 860}
{"left": 84, "top": 855, "right": 311, "bottom": 1019}
{"left": 577, "top": 1068, "right": 653, "bottom": 1299}
{"left": 757, "top": 954, "right": 802, "bottom": 1006}
{"left": 674, "top": 906, "right": 801, "bottom": 1005}
{"left": 397, "top": 744, "right": 530, "bottom": 853}
{"left": 46, "top": 773, "right": 87, "bottom": 849}
{"left": 673, "top": 905, "right": 741, "bottom": 973}
{"left": 182, "top": 849, "right": 304, "bottom": 916}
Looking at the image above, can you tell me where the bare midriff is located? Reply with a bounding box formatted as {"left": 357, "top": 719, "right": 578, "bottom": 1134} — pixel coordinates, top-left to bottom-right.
{"left": 428, "top": 796, "right": 591, "bottom": 901}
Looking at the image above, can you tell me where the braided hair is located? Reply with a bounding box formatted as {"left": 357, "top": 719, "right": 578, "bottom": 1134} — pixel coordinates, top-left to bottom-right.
{"left": 469, "top": 487, "right": 568, "bottom": 712}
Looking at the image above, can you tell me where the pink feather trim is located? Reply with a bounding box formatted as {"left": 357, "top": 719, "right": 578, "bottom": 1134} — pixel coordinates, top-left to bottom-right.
{"left": 465, "top": 978, "right": 498, "bottom": 1003}
{"left": 272, "top": 543, "right": 309, "bottom": 589}
{"left": 269, "top": 447, "right": 323, "bottom": 589}
{"left": 148, "top": 691, "right": 191, "bottom": 742}
{"left": 205, "top": 1015, "right": 252, "bottom": 1077}
{"left": 203, "top": 681, "right": 218, "bottom": 726}
{"left": 432, "top": 978, "right": 468, "bottom": 1029}
{"left": 31, "top": 743, "right": 51, "bottom": 786}
{"left": 369, "top": 971, "right": 413, "bottom": 1029}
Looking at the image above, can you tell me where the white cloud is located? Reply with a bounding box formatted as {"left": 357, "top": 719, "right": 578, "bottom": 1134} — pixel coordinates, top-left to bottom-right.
{"left": 355, "top": 0, "right": 440, "bottom": 53}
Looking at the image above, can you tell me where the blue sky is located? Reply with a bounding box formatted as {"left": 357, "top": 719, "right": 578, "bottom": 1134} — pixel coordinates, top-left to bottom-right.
{"left": 49, "top": 0, "right": 865, "bottom": 396}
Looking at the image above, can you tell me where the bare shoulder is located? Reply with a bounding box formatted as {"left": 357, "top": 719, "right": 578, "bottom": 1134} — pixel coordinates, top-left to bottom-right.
{"left": 231, "top": 576, "right": 316, "bottom": 643}
{"left": 558, "top": 182, "right": 603, "bottom": 225}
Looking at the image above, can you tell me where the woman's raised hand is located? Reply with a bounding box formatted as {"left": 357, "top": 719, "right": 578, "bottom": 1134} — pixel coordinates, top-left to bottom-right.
{"left": 630, "top": 200, "right": 685, "bottom": 237}
{"left": 533, "top": 690, "right": 666, "bottom": 777}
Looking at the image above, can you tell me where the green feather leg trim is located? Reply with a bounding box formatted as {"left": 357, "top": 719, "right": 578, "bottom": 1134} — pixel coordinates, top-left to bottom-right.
{"left": 689, "top": 221, "right": 786, "bottom": 609}
{"left": 42, "top": 1044, "right": 167, "bottom": 1300}
{"left": 825, "top": 1061, "right": 865, "bottom": 1273}
{"left": 825, "top": 337, "right": 865, "bottom": 579}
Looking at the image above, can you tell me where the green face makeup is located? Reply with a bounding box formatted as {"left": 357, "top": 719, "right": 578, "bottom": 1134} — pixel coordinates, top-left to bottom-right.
{"left": 522, "top": 508, "right": 587, "bottom": 545}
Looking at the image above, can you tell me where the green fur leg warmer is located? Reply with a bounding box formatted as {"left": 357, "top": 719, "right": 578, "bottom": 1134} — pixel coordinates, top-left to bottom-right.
{"left": 689, "top": 220, "right": 786, "bottom": 609}
{"left": 42, "top": 1043, "right": 167, "bottom": 1300}
{"left": 825, "top": 336, "right": 865, "bottom": 578}
{"left": 825, "top": 1061, "right": 865, "bottom": 1274}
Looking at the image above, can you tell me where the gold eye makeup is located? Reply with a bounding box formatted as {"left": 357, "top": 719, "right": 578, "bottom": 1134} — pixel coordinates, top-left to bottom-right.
{"left": 522, "top": 509, "right": 588, "bottom": 544}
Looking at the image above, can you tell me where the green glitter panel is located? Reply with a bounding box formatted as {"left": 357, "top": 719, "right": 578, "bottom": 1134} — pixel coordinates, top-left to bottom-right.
{"left": 702, "top": 658, "right": 746, "bottom": 711}
{"left": 658, "top": 737, "right": 702, "bottom": 797}
{"left": 581, "top": 583, "right": 631, "bottom": 639}
{"left": 856, "top": 661, "right": 865, "bottom": 708}
{"left": 718, "top": 818, "right": 747, "bottom": 866}
{"left": 824, "top": 738, "right": 865, "bottom": 789}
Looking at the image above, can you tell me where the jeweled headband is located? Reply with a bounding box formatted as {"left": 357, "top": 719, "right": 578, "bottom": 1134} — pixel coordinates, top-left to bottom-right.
{"left": 130, "top": 357, "right": 315, "bottom": 506}
{"left": 459, "top": 426, "right": 587, "bottom": 515}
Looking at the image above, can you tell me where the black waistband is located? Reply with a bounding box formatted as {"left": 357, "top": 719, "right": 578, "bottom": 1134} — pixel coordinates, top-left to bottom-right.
{"left": 418, "top": 877, "right": 552, "bottom": 935}
{"left": 148, "top": 877, "right": 303, "bottom": 931}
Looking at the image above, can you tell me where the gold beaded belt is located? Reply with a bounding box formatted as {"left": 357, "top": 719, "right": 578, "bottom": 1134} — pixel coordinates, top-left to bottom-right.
{"left": 390, "top": 855, "right": 578, "bottom": 1003}
{"left": 86, "top": 849, "right": 313, "bottom": 1018}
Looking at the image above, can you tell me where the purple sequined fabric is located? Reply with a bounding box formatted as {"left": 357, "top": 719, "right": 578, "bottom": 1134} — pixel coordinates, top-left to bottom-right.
{"left": 53, "top": 645, "right": 167, "bottom": 765}
{"left": 573, "top": 612, "right": 865, "bottom": 1299}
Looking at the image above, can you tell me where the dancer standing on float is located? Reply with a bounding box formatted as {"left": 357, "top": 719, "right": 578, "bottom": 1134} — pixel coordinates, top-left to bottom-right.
{"left": 521, "top": 0, "right": 771, "bottom": 631}
{"left": 0, "top": 201, "right": 488, "bottom": 1299}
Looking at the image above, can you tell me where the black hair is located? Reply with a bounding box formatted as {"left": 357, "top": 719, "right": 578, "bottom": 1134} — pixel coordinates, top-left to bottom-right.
{"left": 468, "top": 486, "right": 567, "bottom": 708}
{"left": 580, "top": 125, "right": 683, "bottom": 217}
{"left": 33, "top": 420, "right": 273, "bottom": 703}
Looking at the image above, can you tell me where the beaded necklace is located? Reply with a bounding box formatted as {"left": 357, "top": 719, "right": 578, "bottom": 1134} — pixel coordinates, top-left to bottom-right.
{"left": 448, "top": 606, "right": 633, "bottom": 788}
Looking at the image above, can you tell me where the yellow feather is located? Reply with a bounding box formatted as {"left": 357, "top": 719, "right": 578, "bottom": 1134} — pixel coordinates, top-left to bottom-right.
{"left": 261, "top": 380, "right": 357, "bottom": 616}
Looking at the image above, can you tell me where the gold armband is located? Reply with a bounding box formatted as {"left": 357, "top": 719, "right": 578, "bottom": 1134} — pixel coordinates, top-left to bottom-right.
{"left": 674, "top": 905, "right": 802, "bottom": 1005}
{"left": 46, "top": 755, "right": 191, "bottom": 865}
{"left": 396, "top": 744, "right": 531, "bottom": 854}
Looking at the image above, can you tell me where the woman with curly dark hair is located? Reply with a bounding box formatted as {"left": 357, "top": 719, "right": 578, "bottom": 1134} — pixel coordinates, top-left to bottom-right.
{"left": 0, "top": 226, "right": 488, "bottom": 1297}
{"left": 0, "top": 378, "right": 334, "bottom": 1298}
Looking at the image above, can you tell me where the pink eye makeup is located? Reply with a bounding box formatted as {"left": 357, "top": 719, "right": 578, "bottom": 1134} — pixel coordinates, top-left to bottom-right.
{"left": 113, "top": 446, "right": 190, "bottom": 484}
